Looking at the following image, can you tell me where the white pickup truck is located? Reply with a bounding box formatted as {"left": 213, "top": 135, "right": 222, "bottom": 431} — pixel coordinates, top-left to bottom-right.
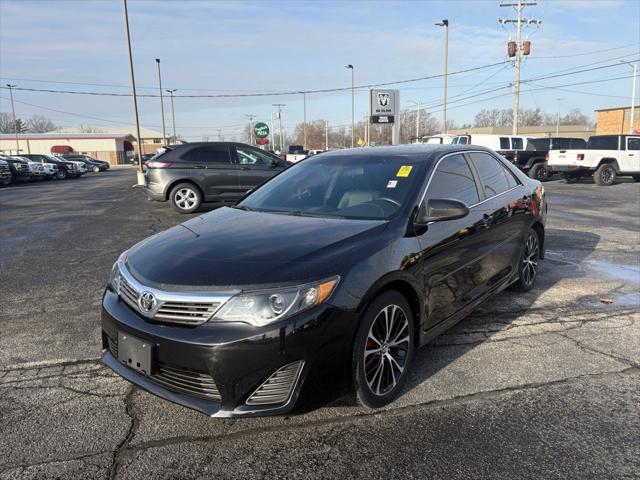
{"left": 548, "top": 134, "right": 640, "bottom": 185}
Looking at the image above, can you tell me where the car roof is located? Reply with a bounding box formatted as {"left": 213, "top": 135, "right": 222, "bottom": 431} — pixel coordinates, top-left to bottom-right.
{"left": 317, "top": 144, "right": 496, "bottom": 163}
{"left": 167, "top": 141, "right": 263, "bottom": 149}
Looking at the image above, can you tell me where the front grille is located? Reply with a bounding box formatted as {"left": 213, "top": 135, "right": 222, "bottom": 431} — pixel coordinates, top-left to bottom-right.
{"left": 107, "top": 336, "right": 220, "bottom": 400}
{"left": 0, "top": 165, "right": 9, "bottom": 174}
{"left": 155, "top": 301, "right": 221, "bottom": 325}
{"left": 246, "top": 361, "right": 304, "bottom": 406}
{"left": 117, "top": 273, "right": 220, "bottom": 326}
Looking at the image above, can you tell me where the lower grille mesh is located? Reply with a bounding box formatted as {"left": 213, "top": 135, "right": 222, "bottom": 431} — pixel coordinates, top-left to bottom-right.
{"left": 107, "top": 336, "right": 220, "bottom": 400}
{"left": 246, "top": 361, "right": 304, "bottom": 406}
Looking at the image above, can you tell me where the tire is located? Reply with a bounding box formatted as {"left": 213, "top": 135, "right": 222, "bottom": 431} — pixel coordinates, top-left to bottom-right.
{"left": 594, "top": 163, "right": 616, "bottom": 186}
{"left": 563, "top": 173, "right": 579, "bottom": 184}
{"left": 528, "top": 163, "right": 550, "bottom": 181}
{"left": 352, "top": 290, "right": 414, "bottom": 409}
{"left": 92, "top": 166, "right": 100, "bottom": 173}
{"left": 56, "top": 169, "right": 67, "bottom": 180}
{"left": 169, "top": 183, "right": 202, "bottom": 214}
{"left": 510, "top": 228, "right": 541, "bottom": 292}
{"left": 631, "top": 174, "right": 640, "bottom": 182}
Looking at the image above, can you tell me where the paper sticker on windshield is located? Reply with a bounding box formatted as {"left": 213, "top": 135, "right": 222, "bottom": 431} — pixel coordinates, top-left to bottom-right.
{"left": 387, "top": 180, "right": 397, "bottom": 189}
{"left": 396, "top": 165, "right": 412, "bottom": 177}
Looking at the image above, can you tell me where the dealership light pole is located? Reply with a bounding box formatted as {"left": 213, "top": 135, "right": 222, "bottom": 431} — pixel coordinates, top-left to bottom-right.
{"left": 155, "top": 58, "right": 167, "bottom": 145}
{"left": 435, "top": 20, "right": 449, "bottom": 133}
{"left": 273, "top": 104, "right": 285, "bottom": 152}
{"left": 122, "top": 0, "right": 145, "bottom": 181}
{"left": 303, "top": 91, "right": 307, "bottom": 150}
{"left": 346, "top": 64, "right": 354, "bottom": 147}
{"left": 245, "top": 114, "right": 256, "bottom": 144}
{"left": 407, "top": 100, "right": 422, "bottom": 142}
{"left": 325, "top": 119, "right": 329, "bottom": 150}
{"left": 620, "top": 60, "right": 637, "bottom": 134}
{"left": 555, "top": 97, "right": 564, "bottom": 137}
{"left": 6, "top": 84, "right": 19, "bottom": 153}
{"left": 166, "top": 89, "right": 177, "bottom": 143}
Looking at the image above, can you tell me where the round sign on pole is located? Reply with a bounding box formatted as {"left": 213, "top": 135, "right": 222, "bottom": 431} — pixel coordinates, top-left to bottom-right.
{"left": 254, "top": 122, "right": 269, "bottom": 139}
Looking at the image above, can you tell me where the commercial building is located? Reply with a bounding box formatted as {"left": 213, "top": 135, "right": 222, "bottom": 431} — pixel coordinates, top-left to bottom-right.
{"left": 0, "top": 133, "right": 135, "bottom": 165}
{"left": 446, "top": 124, "right": 595, "bottom": 140}
{"left": 50, "top": 125, "right": 168, "bottom": 155}
{"left": 594, "top": 106, "right": 640, "bottom": 135}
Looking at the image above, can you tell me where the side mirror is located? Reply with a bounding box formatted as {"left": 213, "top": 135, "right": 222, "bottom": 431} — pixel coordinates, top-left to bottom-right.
{"left": 270, "top": 159, "right": 279, "bottom": 168}
{"left": 415, "top": 198, "right": 469, "bottom": 225}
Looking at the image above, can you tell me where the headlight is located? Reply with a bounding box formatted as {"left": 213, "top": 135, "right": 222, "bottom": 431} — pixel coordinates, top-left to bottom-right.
{"left": 212, "top": 277, "right": 339, "bottom": 327}
{"left": 109, "top": 261, "right": 120, "bottom": 292}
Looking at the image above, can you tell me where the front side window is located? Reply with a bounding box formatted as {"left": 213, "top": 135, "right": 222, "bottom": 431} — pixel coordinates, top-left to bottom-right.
{"left": 426, "top": 154, "right": 479, "bottom": 206}
{"left": 511, "top": 138, "right": 524, "bottom": 150}
{"left": 236, "top": 147, "right": 275, "bottom": 165}
{"left": 499, "top": 137, "right": 510, "bottom": 150}
{"left": 469, "top": 152, "right": 518, "bottom": 199}
{"left": 181, "top": 146, "right": 231, "bottom": 164}
{"left": 238, "top": 155, "right": 426, "bottom": 220}
{"left": 627, "top": 137, "right": 640, "bottom": 150}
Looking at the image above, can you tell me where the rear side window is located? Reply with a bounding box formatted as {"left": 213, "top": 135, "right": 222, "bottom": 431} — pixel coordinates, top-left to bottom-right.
{"left": 180, "top": 145, "right": 231, "bottom": 163}
{"left": 454, "top": 136, "right": 468, "bottom": 145}
{"left": 426, "top": 154, "right": 480, "bottom": 206}
{"left": 587, "top": 136, "right": 619, "bottom": 150}
{"left": 236, "top": 147, "right": 276, "bottom": 165}
{"left": 570, "top": 138, "right": 586, "bottom": 149}
{"left": 553, "top": 139, "right": 571, "bottom": 150}
{"left": 499, "top": 137, "right": 510, "bottom": 150}
{"left": 469, "top": 152, "right": 518, "bottom": 199}
{"left": 628, "top": 137, "right": 640, "bottom": 150}
{"left": 511, "top": 138, "right": 524, "bottom": 150}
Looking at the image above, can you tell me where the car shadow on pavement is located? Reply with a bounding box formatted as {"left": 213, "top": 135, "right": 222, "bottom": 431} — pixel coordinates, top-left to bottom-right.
{"left": 293, "top": 228, "right": 601, "bottom": 415}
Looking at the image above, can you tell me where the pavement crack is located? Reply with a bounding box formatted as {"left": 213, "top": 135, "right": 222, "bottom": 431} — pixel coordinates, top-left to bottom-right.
{"left": 554, "top": 331, "right": 640, "bottom": 369}
{"left": 108, "top": 385, "right": 138, "bottom": 480}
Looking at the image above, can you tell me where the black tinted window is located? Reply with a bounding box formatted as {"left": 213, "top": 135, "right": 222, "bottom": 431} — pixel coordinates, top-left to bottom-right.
{"left": 527, "top": 139, "right": 548, "bottom": 151}
{"left": 511, "top": 138, "right": 524, "bottom": 150}
{"left": 236, "top": 147, "right": 275, "bottom": 165}
{"left": 552, "top": 138, "right": 571, "bottom": 149}
{"left": 426, "top": 154, "right": 479, "bottom": 206}
{"left": 499, "top": 137, "right": 510, "bottom": 150}
{"left": 569, "top": 138, "right": 586, "bottom": 148}
{"left": 470, "top": 152, "right": 518, "bottom": 198}
{"left": 587, "top": 136, "right": 618, "bottom": 150}
{"left": 628, "top": 137, "right": 640, "bottom": 150}
{"left": 181, "top": 146, "right": 231, "bottom": 163}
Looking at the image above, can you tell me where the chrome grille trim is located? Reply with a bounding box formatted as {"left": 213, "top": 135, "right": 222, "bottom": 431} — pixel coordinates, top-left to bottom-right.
{"left": 115, "top": 259, "right": 233, "bottom": 327}
{"left": 246, "top": 361, "right": 304, "bottom": 406}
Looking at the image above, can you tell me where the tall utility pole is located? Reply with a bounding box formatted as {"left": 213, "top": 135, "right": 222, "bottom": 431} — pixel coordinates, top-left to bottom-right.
{"left": 325, "top": 119, "right": 329, "bottom": 150}
{"left": 435, "top": 20, "right": 449, "bottom": 133}
{"left": 273, "top": 104, "right": 286, "bottom": 152}
{"left": 270, "top": 112, "right": 275, "bottom": 150}
{"left": 155, "top": 58, "right": 167, "bottom": 145}
{"left": 166, "top": 89, "right": 177, "bottom": 143}
{"left": 245, "top": 114, "right": 256, "bottom": 144}
{"left": 620, "top": 61, "right": 637, "bottom": 134}
{"left": 6, "top": 84, "right": 19, "bottom": 153}
{"left": 499, "top": 2, "right": 540, "bottom": 135}
{"left": 346, "top": 64, "right": 355, "bottom": 147}
{"left": 554, "top": 97, "right": 564, "bottom": 137}
{"left": 122, "top": 0, "right": 145, "bottom": 181}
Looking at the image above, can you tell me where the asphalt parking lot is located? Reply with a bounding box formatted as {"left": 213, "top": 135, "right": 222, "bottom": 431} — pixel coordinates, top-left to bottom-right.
{"left": 1, "top": 167, "right": 638, "bottom": 479}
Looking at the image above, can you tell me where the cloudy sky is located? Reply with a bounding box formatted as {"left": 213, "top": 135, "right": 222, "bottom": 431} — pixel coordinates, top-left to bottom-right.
{"left": 0, "top": 0, "right": 638, "bottom": 140}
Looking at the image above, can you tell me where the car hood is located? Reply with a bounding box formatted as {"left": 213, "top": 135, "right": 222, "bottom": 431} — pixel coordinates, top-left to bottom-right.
{"left": 125, "top": 207, "right": 388, "bottom": 289}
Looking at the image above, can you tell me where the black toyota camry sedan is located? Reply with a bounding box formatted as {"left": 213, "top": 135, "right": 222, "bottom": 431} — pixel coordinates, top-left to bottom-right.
{"left": 101, "top": 144, "right": 546, "bottom": 417}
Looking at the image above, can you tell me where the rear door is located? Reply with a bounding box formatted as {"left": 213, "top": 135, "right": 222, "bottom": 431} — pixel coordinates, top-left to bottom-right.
{"left": 623, "top": 137, "right": 640, "bottom": 172}
{"left": 175, "top": 144, "right": 238, "bottom": 201}
{"left": 466, "top": 151, "right": 528, "bottom": 293}
{"left": 233, "top": 145, "right": 285, "bottom": 194}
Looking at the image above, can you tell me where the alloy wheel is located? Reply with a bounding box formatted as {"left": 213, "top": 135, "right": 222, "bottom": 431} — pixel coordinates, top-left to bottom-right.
{"left": 600, "top": 166, "right": 613, "bottom": 184}
{"left": 536, "top": 166, "right": 548, "bottom": 181}
{"left": 364, "top": 304, "right": 410, "bottom": 396}
{"left": 175, "top": 188, "right": 197, "bottom": 210}
{"left": 522, "top": 233, "right": 539, "bottom": 287}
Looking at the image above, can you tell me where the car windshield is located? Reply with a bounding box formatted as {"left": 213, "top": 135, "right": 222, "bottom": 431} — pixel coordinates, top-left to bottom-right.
{"left": 237, "top": 154, "right": 426, "bottom": 220}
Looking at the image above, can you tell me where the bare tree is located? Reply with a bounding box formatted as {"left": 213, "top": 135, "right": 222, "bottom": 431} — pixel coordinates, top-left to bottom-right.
{"left": 26, "top": 115, "right": 58, "bottom": 133}
{"left": 0, "top": 112, "right": 14, "bottom": 133}
{"left": 78, "top": 125, "right": 105, "bottom": 133}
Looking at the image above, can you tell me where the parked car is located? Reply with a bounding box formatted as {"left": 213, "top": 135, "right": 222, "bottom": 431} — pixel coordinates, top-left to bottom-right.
{"left": 451, "top": 134, "right": 529, "bottom": 154}
{"left": 62, "top": 154, "right": 109, "bottom": 172}
{"left": 142, "top": 142, "right": 290, "bottom": 213}
{"left": 12, "top": 156, "right": 45, "bottom": 180}
{"left": 548, "top": 134, "right": 640, "bottom": 185}
{"left": 0, "top": 158, "right": 12, "bottom": 186}
{"left": 101, "top": 144, "right": 546, "bottom": 417}
{"left": 19, "top": 154, "right": 59, "bottom": 180}
{"left": 422, "top": 133, "right": 455, "bottom": 144}
{"left": 0, "top": 155, "right": 31, "bottom": 183}
{"left": 21, "top": 154, "right": 82, "bottom": 179}
{"left": 503, "top": 137, "right": 587, "bottom": 180}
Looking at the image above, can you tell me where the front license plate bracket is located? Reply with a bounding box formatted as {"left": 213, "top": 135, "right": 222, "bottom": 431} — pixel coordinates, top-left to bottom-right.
{"left": 117, "top": 332, "right": 153, "bottom": 376}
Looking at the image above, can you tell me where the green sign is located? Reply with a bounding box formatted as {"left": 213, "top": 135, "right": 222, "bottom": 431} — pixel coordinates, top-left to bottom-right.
{"left": 254, "top": 122, "right": 269, "bottom": 139}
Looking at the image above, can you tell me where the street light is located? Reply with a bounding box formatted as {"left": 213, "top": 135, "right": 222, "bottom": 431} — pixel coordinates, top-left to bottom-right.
{"left": 245, "top": 114, "right": 256, "bottom": 144}
{"left": 122, "top": 0, "right": 145, "bottom": 182}
{"left": 5, "top": 84, "right": 19, "bottom": 153}
{"left": 165, "top": 89, "right": 177, "bottom": 143}
{"left": 407, "top": 100, "right": 422, "bottom": 143}
{"left": 155, "top": 58, "right": 167, "bottom": 145}
{"left": 346, "top": 64, "right": 354, "bottom": 147}
{"left": 273, "top": 104, "right": 286, "bottom": 153}
{"left": 620, "top": 60, "right": 638, "bottom": 134}
{"left": 435, "top": 19, "right": 449, "bottom": 133}
{"left": 554, "top": 98, "right": 564, "bottom": 137}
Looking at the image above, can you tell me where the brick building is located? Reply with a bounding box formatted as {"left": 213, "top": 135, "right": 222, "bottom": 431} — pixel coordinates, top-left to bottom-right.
{"left": 595, "top": 106, "right": 640, "bottom": 135}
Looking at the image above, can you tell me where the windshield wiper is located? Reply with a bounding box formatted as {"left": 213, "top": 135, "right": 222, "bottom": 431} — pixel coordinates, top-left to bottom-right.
{"left": 231, "top": 205, "right": 254, "bottom": 211}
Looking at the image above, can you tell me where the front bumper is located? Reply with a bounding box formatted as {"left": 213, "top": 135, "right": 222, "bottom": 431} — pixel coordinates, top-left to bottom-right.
{"left": 101, "top": 289, "right": 356, "bottom": 417}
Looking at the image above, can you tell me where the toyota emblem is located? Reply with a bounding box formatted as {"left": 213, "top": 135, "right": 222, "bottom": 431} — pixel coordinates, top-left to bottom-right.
{"left": 138, "top": 291, "right": 157, "bottom": 313}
